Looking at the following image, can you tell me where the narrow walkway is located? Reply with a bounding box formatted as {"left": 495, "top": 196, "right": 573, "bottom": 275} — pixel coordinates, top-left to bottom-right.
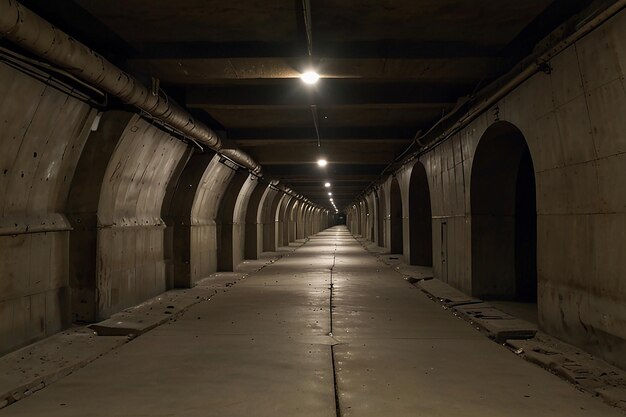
{"left": 2, "top": 227, "right": 621, "bottom": 416}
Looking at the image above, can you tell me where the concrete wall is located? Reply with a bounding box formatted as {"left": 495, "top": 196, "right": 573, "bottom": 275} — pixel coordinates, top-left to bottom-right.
{"left": 0, "top": 56, "right": 329, "bottom": 356}
{"left": 165, "top": 153, "right": 235, "bottom": 287}
{"left": 276, "top": 195, "right": 292, "bottom": 247}
{"left": 245, "top": 182, "right": 272, "bottom": 260}
{"left": 231, "top": 174, "right": 258, "bottom": 269}
{"left": 216, "top": 171, "right": 257, "bottom": 271}
{"left": 286, "top": 198, "right": 299, "bottom": 243}
{"left": 260, "top": 187, "right": 282, "bottom": 252}
{"left": 375, "top": 187, "right": 387, "bottom": 247}
{"left": 0, "top": 62, "right": 96, "bottom": 353}
{"left": 348, "top": 11, "right": 626, "bottom": 368}
{"left": 69, "top": 111, "right": 189, "bottom": 320}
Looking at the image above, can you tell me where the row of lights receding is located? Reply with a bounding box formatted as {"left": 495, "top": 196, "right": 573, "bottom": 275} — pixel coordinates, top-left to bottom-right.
{"left": 323, "top": 182, "right": 338, "bottom": 213}
{"left": 300, "top": 72, "right": 338, "bottom": 214}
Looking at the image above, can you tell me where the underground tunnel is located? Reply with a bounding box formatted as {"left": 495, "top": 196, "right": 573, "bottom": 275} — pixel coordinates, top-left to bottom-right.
{"left": 0, "top": 0, "right": 626, "bottom": 415}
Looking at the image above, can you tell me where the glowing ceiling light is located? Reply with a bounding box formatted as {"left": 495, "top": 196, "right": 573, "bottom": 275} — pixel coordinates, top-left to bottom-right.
{"left": 324, "top": 182, "right": 331, "bottom": 188}
{"left": 328, "top": 192, "right": 332, "bottom": 196}
{"left": 317, "top": 159, "right": 328, "bottom": 167}
{"left": 300, "top": 71, "right": 320, "bottom": 84}
{"left": 330, "top": 198, "right": 333, "bottom": 202}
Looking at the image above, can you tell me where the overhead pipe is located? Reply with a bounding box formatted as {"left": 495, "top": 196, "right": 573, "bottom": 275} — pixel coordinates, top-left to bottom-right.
{"left": 219, "top": 148, "right": 262, "bottom": 174}
{"left": 0, "top": 0, "right": 261, "bottom": 174}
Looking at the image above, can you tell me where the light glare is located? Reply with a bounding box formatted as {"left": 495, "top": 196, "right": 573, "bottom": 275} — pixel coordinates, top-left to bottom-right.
{"left": 324, "top": 182, "right": 331, "bottom": 187}
{"left": 300, "top": 71, "right": 320, "bottom": 84}
{"left": 317, "top": 159, "right": 328, "bottom": 167}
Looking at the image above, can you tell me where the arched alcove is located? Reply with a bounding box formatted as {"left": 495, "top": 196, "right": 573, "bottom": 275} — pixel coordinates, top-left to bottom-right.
{"left": 390, "top": 177, "right": 403, "bottom": 254}
{"left": 359, "top": 200, "right": 368, "bottom": 238}
{"left": 368, "top": 195, "right": 376, "bottom": 242}
{"left": 376, "top": 188, "right": 386, "bottom": 247}
{"left": 471, "top": 121, "right": 537, "bottom": 303}
{"left": 408, "top": 162, "right": 433, "bottom": 266}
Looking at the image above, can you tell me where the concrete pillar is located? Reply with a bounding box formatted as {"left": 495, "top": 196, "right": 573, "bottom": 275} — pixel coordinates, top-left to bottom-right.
{"left": 288, "top": 200, "right": 300, "bottom": 242}
{"left": 0, "top": 63, "right": 97, "bottom": 353}
{"left": 366, "top": 192, "right": 378, "bottom": 244}
{"left": 258, "top": 186, "right": 282, "bottom": 253}
{"left": 380, "top": 179, "right": 392, "bottom": 251}
{"left": 279, "top": 195, "right": 292, "bottom": 247}
{"left": 296, "top": 202, "right": 306, "bottom": 240}
{"left": 165, "top": 154, "right": 234, "bottom": 288}
{"left": 69, "top": 111, "right": 190, "bottom": 321}
{"left": 244, "top": 181, "right": 271, "bottom": 260}
{"left": 273, "top": 194, "right": 290, "bottom": 249}
{"left": 216, "top": 171, "right": 257, "bottom": 271}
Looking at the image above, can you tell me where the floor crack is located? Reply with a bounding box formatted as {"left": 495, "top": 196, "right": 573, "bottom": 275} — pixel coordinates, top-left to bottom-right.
{"left": 329, "top": 242, "right": 341, "bottom": 417}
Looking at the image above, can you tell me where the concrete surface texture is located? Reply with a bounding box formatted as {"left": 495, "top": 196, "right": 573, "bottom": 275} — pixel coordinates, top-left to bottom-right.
{"left": 0, "top": 61, "right": 96, "bottom": 353}
{"left": 1, "top": 1, "right": 626, "bottom": 408}
{"left": 349, "top": 9, "right": 626, "bottom": 369}
{"left": 1, "top": 227, "right": 622, "bottom": 416}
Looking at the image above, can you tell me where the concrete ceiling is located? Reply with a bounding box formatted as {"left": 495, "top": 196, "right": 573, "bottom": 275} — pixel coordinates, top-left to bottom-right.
{"left": 21, "top": 0, "right": 594, "bottom": 211}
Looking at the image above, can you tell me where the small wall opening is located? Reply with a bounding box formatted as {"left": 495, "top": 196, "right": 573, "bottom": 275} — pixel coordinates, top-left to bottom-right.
{"left": 390, "top": 177, "right": 403, "bottom": 254}
{"left": 471, "top": 121, "right": 537, "bottom": 312}
{"left": 408, "top": 162, "right": 433, "bottom": 266}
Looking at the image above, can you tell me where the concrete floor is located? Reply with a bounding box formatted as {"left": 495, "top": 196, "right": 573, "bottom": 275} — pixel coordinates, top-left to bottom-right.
{"left": 2, "top": 227, "right": 622, "bottom": 416}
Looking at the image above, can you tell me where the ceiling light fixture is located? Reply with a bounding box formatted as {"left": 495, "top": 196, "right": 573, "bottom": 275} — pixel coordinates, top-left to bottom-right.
{"left": 317, "top": 159, "right": 327, "bottom": 167}
{"left": 324, "top": 182, "right": 331, "bottom": 188}
{"left": 328, "top": 192, "right": 332, "bottom": 196}
{"left": 300, "top": 71, "right": 320, "bottom": 85}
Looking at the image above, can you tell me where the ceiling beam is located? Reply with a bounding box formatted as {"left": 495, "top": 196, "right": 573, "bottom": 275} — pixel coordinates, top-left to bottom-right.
{"left": 134, "top": 40, "right": 501, "bottom": 60}
{"left": 237, "top": 139, "right": 410, "bottom": 165}
{"left": 127, "top": 57, "right": 500, "bottom": 84}
{"left": 185, "top": 81, "right": 468, "bottom": 107}
{"left": 228, "top": 127, "right": 417, "bottom": 140}
{"left": 267, "top": 163, "right": 386, "bottom": 177}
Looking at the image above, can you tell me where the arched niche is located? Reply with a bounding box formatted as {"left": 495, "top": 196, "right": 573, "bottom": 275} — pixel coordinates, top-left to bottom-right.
{"left": 471, "top": 121, "right": 537, "bottom": 303}
{"left": 408, "top": 161, "right": 433, "bottom": 266}
{"left": 390, "top": 176, "right": 403, "bottom": 254}
{"left": 376, "top": 188, "right": 387, "bottom": 247}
